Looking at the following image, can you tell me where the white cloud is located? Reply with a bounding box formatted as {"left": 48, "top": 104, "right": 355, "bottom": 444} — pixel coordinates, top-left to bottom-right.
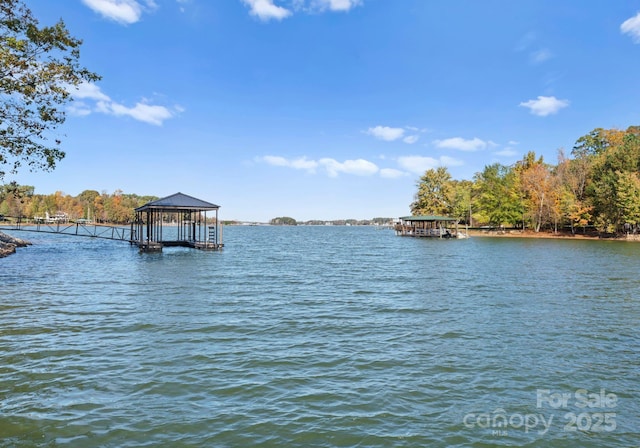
{"left": 366, "top": 126, "right": 425, "bottom": 144}
{"left": 519, "top": 95, "right": 569, "bottom": 116}
{"left": 258, "top": 155, "right": 381, "bottom": 177}
{"left": 397, "top": 155, "right": 463, "bottom": 175}
{"left": 290, "top": 157, "right": 319, "bottom": 171}
{"left": 397, "top": 156, "right": 437, "bottom": 174}
{"left": 403, "top": 135, "right": 419, "bottom": 144}
{"left": 95, "top": 100, "right": 112, "bottom": 115}
{"left": 366, "top": 125, "right": 405, "bottom": 142}
{"left": 406, "top": 126, "right": 431, "bottom": 135}
{"left": 621, "top": 12, "right": 640, "bottom": 43}
{"left": 260, "top": 155, "right": 289, "bottom": 167}
{"left": 242, "top": 0, "right": 292, "bottom": 21}
{"left": 315, "top": 0, "right": 362, "bottom": 11}
{"left": 68, "top": 82, "right": 177, "bottom": 126}
{"left": 433, "top": 137, "right": 487, "bottom": 152}
{"left": 260, "top": 155, "right": 318, "bottom": 172}
{"left": 70, "top": 82, "right": 111, "bottom": 101}
{"left": 108, "top": 101, "right": 174, "bottom": 126}
{"left": 319, "top": 158, "right": 378, "bottom": 177}
{"left": 67, "top": 101, "right": 93, "bottom": 117}
{"left": 259, "top": 153, "right": 464, "bottom": 178}
{"left": 81, "top": 0, "right": 156, "bottom": 24}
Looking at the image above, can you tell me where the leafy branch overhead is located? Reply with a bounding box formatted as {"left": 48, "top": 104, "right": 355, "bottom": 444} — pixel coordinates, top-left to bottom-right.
{"left": 0, "top": 0, "right": 99, "bottom": 180}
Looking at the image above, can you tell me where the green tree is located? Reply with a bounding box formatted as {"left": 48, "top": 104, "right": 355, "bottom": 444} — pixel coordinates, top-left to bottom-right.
{"left": 587, "top": 128, "right": 640, "bottom": 232}
{"left": 449, "top": 179, "right": 473, "bottom": 224}
{"left": 0, "top": 0, "right": 99, "bottom": 180}
{"left": 411, "top": 167, "right": 453, "bottom": 216}
{"left": 472, "top": 163, "right": 522, "bottom": 228}
{"left": 270, "top": 216, "right": 297, "bottom": 225}
{"left": 571, "top": 128, "right": 624, "bottom": 159}
{"left": 0, "top": 181, "right": 32, "bottom": 216}
{"left": 614, "top": 171, "right": 640, "bottom": 227}
{"left": 78, "top": 189, "right": 99, "bottom": 219}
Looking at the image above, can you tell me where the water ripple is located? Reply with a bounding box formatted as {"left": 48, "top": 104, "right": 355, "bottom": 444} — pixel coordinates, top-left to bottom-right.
{"left": 1, "top": 228, "right": 638, "bottom": 447}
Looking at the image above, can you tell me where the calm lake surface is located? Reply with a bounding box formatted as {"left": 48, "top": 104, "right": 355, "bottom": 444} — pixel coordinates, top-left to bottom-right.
{"left": 1, "top": 226, "right": 638, "bottom": 447}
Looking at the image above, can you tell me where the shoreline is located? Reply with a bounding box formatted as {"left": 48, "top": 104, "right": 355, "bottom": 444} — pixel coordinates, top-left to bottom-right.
{"left": 0, "top": 231, "right": 32, "bottom": 258}
{"left": 465, "top": 229, "right": 640, "bottom": 241}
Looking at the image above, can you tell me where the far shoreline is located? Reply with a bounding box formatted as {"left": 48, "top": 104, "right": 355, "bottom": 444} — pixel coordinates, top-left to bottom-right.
{"left": 466, "top": 229, "right": 640, "bottom": 242}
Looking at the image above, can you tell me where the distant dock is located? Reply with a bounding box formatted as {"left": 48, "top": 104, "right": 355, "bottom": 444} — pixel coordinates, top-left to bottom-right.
{"left": 394, "top": 215, "right": 467, "bottom": 239}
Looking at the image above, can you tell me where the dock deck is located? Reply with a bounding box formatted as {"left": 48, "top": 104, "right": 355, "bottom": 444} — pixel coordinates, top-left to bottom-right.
{"left": 395, "top": 215, "right": 464, "bottom": 238}
{"left": 133, "top": 192, "right": 223, "bottom": 252}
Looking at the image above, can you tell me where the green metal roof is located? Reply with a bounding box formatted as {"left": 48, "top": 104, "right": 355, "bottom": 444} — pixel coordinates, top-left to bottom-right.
{"left": 399, "top": 215, "right": 457, "bottom": 222}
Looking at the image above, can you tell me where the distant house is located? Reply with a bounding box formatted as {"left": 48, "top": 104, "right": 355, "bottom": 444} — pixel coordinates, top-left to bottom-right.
{"left": 36, "top": 211, "right": 69, "bottom": 224}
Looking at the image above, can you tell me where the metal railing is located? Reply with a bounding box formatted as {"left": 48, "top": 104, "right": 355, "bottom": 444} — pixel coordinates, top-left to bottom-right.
{"left": 0, "top": 217, "right": 135, "bottom": 242}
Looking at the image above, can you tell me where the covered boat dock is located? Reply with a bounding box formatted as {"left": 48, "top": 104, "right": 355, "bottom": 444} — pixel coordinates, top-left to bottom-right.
{"left": 395, "top": 215, "right": 462, "bottom": 238}
{"left": 134, "top": 192, "right": 223, "bottom": 251}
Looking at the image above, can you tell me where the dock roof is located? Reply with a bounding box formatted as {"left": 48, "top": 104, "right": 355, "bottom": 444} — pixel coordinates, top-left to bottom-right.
{"left": 135, "top": 192, "right": 220, "bottom": 212}
{"left": 399, "top": 215, "right": 457, "bottom": 222}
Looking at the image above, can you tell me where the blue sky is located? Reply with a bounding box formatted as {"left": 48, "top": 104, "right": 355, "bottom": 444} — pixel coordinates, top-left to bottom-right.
{"left": 13, "top": 0, "right": 640, "bottom": 221}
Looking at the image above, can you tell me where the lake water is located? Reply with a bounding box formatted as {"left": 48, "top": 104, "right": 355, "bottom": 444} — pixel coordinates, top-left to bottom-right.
{"left": 1, "top": 226, "right": 638, "bottom": 447}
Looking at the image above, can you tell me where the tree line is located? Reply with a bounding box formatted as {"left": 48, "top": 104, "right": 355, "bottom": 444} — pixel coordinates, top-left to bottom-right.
{"left": 411, "top": 126, "right": 640, "bottom": 234}
{"left": 266, "top": 217, "right": 394, "bottom": 226}
{"left": 0, "top": 185, "right": 157, "bottom": 224}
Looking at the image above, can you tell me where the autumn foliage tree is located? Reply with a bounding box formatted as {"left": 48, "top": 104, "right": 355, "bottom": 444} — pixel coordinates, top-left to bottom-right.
{"left": 0, "top": 188, "right": 157, "bottom": 223}
{"left": 410, "top": 167, "right": 454, "bottom": 216}
{"left": 410, "top": 125, "right": 640, "bottom": 235}
{"left": 515, "top": 152, "right": 557, "bottom": 232}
